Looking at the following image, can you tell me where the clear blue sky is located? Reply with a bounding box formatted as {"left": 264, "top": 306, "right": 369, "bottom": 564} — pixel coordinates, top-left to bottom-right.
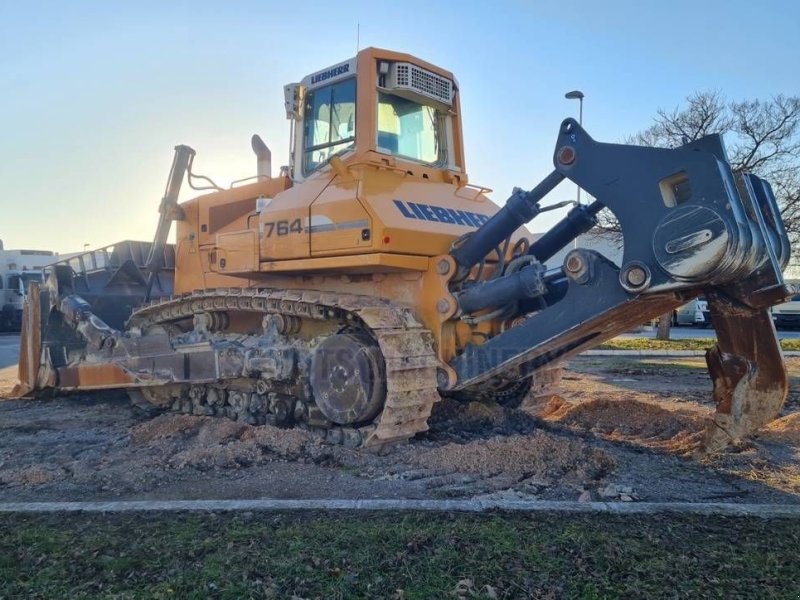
{"left": 1, "top": 0, "right": 797, "bottom": 253}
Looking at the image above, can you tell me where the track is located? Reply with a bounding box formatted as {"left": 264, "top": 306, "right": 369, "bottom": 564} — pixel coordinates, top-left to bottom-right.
{"left": 127, "top": 288, "right": 442, "bottom": 447}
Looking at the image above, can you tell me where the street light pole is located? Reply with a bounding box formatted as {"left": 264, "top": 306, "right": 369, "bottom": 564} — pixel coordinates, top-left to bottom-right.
{"left": 564, "top": 90, "right": 584, "bottom": 205}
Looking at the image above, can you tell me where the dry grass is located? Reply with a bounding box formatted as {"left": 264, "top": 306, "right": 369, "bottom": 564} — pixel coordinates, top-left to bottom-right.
{"left": 598, "top": 337, "right": 800, "bottom": 352}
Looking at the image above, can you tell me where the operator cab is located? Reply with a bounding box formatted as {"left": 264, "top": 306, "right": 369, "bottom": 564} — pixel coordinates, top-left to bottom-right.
{"left": 284, "top": 48, "right": 464, "bottom": 182}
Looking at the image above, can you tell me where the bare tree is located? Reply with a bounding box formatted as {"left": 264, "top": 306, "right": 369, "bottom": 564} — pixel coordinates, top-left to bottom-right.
{"left": 597, "top": 91, "right": 800, "bottom": 339}
{"left": 600, "top": 91, "right": 800, "bottom": 236}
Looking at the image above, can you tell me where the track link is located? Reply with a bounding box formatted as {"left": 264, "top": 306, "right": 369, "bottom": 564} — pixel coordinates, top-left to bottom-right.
{"left": 128, "top": 288, "right": 442, "bottom": 447}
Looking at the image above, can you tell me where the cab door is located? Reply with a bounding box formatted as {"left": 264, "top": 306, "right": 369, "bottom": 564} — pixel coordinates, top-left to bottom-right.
{"left": 309, "top": 177, "right": 372, "bottom": 256}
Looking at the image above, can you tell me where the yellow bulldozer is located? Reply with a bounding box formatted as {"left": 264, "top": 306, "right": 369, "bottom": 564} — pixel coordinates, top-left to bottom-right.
{"left": 14, "top": 48, "right": 793, "bottom": 450}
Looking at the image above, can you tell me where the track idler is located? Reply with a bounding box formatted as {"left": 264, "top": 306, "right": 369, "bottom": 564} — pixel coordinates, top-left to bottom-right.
{"left": 703, "top": 292, "right": 789, "bottom": 451}
{"left": 309, "top": 332, "right": 387, "bottom": 425}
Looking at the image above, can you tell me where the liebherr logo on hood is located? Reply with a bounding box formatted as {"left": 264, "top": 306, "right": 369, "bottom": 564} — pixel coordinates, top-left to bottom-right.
{"left": 393, "top": 200, "right": 490, "bottom": 228}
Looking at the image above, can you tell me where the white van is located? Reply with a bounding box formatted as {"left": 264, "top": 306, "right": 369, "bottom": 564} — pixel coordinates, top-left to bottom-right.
{"left": 673, "top": 297, "right": 710, "bottom": 327}
{"left": 0, "top": 244, "right": 57, "bottom": 330}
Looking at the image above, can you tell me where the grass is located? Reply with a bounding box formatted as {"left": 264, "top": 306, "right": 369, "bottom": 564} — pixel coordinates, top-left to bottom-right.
{"left": 1, "top": 511, "right": 800, "bottom": 598}
{"left": 597, "top": 337, "right": 800, "bottom": 351}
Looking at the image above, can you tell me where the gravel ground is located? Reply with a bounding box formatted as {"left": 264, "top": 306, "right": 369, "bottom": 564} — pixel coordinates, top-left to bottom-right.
{"left": 1, "top": 357, "right": 800, "bottom": 504}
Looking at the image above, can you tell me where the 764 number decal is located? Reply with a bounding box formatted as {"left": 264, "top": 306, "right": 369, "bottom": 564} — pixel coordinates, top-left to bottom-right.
{"left": 264, "top": 219, "right": 303, "bottom": 237}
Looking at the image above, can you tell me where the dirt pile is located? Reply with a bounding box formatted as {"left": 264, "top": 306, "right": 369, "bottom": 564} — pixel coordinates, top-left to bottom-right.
{"left": 426, "top": 398, "right": 538, "bottom": 440}
{"left": 412, "top": 432, "right": 614, "bottom": 483}
{"left": 530, "top": 396, "right": 708, "bottom": 454}
{"left": 3, "top": 354, "right": 799, "bottom": 503}
{"left": 129, "top": 414, "right": 318, "bottom": 469}
{"left": 760, "top": 413, "right": 800, "bottom": 446}
{"left": 129, "top": 414, "right": 211, "bottom": 443}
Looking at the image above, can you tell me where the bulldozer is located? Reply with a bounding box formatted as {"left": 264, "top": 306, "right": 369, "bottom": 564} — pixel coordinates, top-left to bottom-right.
{"left": 14, "top": 48, "right": 793, "bottom": 450}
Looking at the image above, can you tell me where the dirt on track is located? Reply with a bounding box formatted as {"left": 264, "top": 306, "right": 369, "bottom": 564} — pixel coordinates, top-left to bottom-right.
{"left": 2, "top": 356, "right": 800, "bottom": 505}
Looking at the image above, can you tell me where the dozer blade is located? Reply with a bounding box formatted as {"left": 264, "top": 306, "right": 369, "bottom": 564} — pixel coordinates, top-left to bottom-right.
{"left": 11, "top": 240, "right": 176, "bottom": 399}
{"left": 703, "top": 292, "right": 788, "bottom": 451}
{"left": 12, "top": 281, "right": 45, "bottom": 397}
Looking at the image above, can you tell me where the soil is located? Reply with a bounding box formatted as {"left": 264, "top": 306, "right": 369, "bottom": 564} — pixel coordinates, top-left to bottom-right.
{"left": 2, "top": 346, "right": 800, "bottom": 505}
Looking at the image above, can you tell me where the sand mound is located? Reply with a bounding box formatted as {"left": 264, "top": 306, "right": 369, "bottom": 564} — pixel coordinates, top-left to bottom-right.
{"left": 542, "top": 397, "right": 707, "bottom": 454}
{"left": 760, "top": 413, "right": 800, "bottom": 446}
{"left": 0, "top": 365, "right": 20, "bottom": 398}
{"left": 413, "top": 432, "right": 613, "bottom": 482}
{"left": 129, "top": 414, "right": 316, "bottom": 469}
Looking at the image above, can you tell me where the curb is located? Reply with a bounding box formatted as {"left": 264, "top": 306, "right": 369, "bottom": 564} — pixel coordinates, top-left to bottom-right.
{"left": 1, "top": 499, "right": 800, "bottom": 518}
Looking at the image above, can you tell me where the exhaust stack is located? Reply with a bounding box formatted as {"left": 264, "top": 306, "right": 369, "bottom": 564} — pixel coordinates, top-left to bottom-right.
{"left": 251, "top": 134, "right": 272, "bottom": 179}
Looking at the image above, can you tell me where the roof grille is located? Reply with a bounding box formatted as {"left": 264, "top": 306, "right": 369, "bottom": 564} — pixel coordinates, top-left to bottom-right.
{"left": 387, "top": 62, "right": 452, "bottom": 105}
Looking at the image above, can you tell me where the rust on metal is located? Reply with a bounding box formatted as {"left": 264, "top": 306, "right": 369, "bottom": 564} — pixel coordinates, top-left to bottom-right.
{"left": 56, "top": 363, "right": 139, "bottom": 390}
{"left": 12, "top": 282, "right": 43, "bottom": 398}
{"left": 703, "top": 292, "right": 788, "bottom": 452}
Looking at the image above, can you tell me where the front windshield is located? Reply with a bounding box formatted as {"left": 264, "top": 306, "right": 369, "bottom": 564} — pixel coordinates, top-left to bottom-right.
{"left": 377, "top": 92, "right": 443, "bottom": 165}
{"left": 302, "top": 78, "right": 356, "bottom": 174}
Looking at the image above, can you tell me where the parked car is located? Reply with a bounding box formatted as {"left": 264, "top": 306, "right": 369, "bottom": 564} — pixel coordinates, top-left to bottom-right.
{"left": 772, "top": 294, "right": 800, "bottom": 329}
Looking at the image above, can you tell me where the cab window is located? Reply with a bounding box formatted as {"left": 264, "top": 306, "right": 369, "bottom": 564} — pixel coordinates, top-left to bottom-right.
{"left": 303, "top": 78, "right": 356, "bottom": 175}
{"left": 377, "top": 92, "right": 444, "bottom": 165}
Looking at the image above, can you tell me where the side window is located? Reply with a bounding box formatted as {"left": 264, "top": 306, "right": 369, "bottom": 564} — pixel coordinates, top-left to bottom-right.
{"left": 377, "top": 93, "right": 442, "bottom": 164}
{"left": 303, "top": 78, "right": 356, "bottom": 174}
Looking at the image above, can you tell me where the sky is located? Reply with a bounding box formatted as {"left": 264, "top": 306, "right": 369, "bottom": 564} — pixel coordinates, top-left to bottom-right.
{"left": 0, "top": 0, "right": 798, "bottom": 253}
